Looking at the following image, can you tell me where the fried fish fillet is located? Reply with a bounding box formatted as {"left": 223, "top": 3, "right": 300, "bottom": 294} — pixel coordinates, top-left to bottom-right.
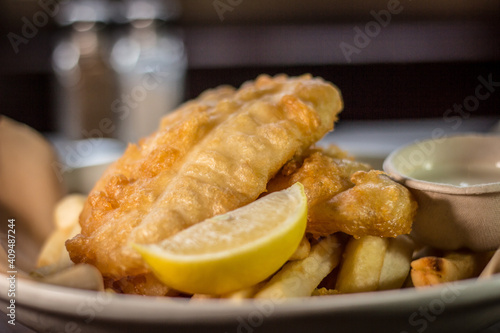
{"left": 66, "top": 74, "right": 343, "bottom": 283}
{"left": 313, "top": 169, "right": 417, "bottom": 237}
{"left": 267, "top": 146, "right": 417, "bottom": 238}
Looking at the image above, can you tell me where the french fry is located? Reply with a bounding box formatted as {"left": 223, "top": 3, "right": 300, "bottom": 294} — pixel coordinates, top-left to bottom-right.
{"left": 31, "top": 226, "right": 81, "bottom": 277}
{"left": 221, "top": 281, "right": 267, "bottom": 300}
{"left": 378, "top": 235, "right": 414, "bottom": 290}
{"left": 54, "top": 194, "right": 86, "bottom": 229}
{"left": 411, "top": 251, "right": 493, "bottom": 287}
{"left": 36, "top": 227, "right": 72, "bottom": 268}
{"left": 37, "top": 221, "right": 81, "bottom": 268}
{"left": 255, "top": 235, "right": 341, "bottom": 299}
{"left": 191, "top": 293, "right": 219, "bottom": 300}
{"left": 288, "top": 236, "right": 310, "bottom": 261}
{"left": 191, "top": 280, "right": 268, "bottom": 301}
{"left": 335, "top": 235, "right": 388, "bottom": 293}
{"left": 36, "top": 194, "right": 85, "bottom": 268}
{"left": 35, "top": 264, "right": 104, "bottom": 291}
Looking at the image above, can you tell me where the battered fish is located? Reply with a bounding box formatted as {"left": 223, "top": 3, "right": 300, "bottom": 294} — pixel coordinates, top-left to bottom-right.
{"left": 267, "top": 147, "right": 417, "bottom": 238}
{"left": 66, "top": 74, "right": 343, "bottom": 284}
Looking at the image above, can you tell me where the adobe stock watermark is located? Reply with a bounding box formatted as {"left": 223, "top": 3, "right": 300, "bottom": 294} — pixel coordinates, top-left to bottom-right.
{"left": 63, "top": 291, "right": 113, "bottom": 333}
{"left": 442, "top": 73, "right": 499, "bottom": 130}
{"left": 395, "top": 73, "right": 499, "bottom": 176}
{"left": 51, "top": 65, "right": 172, "bottom": 182}
{"left": 229, "top": 299, "right": 275, "bottom": 333}
{"left": 339, "top": 0, "right": 405, "bottom": 63}
{"left": 400, "top": 282, "right": 468, "bottom": 333}
{"left": 7, "top": 0, "right": 68, "bottom": 54}
{"left": 213, "top": 0, "right": 243, "bottom": 22}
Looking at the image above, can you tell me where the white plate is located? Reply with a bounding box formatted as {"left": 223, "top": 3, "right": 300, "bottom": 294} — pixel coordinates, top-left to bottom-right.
{"left": 1, "top": 274, "right": 500, "bottom": 333}
{"left": 3, "top": 118, "right": 500, "bottom": 332}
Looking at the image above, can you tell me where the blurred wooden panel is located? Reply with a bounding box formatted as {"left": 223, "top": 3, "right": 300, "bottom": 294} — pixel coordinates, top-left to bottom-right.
{"left": 0, "top": 0, "right": 498, "bottom": 133}
{"left": 1, "top": 0, "right": 499, "bottom": 26}
{"left": 185, "top": 62, "right": 500, "bottom": 121}
{"left": 180, "top": 0, "right": 500, "bottom": 23}
{"left": 184, "top": 21, "right": 499, "bottom": 67}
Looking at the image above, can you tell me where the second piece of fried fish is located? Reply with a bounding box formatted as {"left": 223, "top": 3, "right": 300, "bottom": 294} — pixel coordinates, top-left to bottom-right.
{"left": 267, "top": 147, "right": 417, "bottom": 238}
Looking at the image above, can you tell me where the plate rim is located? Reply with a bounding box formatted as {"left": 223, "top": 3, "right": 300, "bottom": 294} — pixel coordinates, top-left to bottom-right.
{"left": 2, "top": 273, "right": 500, "bottom": 324}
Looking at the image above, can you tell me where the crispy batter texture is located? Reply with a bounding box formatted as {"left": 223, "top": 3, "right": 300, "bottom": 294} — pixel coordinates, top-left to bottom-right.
{"left": 66, "top": 74, "right": 343, "bottom": 285}
{"left": 314, "top": 170, "right": 417, "bottom": 237}
{"left": 267, "top": 147, "right": 417, "bottom": 238}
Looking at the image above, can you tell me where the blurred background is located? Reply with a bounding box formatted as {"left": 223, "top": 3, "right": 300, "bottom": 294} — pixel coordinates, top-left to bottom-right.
{"left": 0, "top": 0, "right": 499, "bottom": 137}
{"left": 0, "top": 3, "right": 499, "bottom": 332}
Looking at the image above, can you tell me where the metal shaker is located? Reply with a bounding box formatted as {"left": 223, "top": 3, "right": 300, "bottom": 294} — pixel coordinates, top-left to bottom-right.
{"left": 110, "top": 0, "right": 186, "bottom": 143}
{"left": 52, "top": 0, "right": 116, "bottom": 140}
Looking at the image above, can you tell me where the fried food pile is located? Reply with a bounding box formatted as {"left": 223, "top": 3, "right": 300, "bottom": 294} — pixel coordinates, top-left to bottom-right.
{"left": 65, "top": 74, "right": 417, "bottom": 296}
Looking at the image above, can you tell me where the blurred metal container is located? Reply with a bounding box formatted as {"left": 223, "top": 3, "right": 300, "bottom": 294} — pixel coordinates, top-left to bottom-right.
{"left": 53, "top": 0, "right": 117, "bottom": 140}
{"left": 110, "top": 0, "right": 186, "bottom": 143}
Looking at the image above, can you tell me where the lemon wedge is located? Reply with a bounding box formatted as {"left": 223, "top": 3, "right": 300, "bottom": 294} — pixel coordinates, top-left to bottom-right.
{"left": 133, "top": 182, "right": 307, "bottom": 295}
